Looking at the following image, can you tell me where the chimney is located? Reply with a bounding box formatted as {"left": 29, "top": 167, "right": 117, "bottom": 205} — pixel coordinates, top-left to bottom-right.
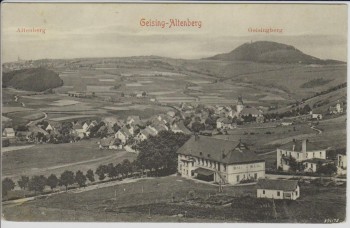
{"left": 302, "top": 139, "right": 307, "bottom": 152}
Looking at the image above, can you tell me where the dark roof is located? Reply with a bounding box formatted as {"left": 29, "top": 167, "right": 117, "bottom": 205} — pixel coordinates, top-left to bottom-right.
{"left": 240, "top": 107, "right": 262, "bottom": 116}
{"left": 3, "top": 128, "right": 15, "bottom": 133}
{"left": 175, "top": 121, "right": 191, "bottom": 134}
{"left": 257, "top": 179, "right": 299, "bottom": 191}
{"left": 279, "top": 140, "right": 326, "bottom": 152}
{"left": 217, "top": 118, "right": 231, "bottom": 124}
{"left": 72, "top": 123, "right": 83, "bottom": 130}
{"left": 177, "top": 136, "right": 264, "bottom": 165}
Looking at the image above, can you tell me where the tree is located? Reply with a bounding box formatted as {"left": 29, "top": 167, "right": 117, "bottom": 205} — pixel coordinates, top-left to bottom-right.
{"left": 2, "top": 178, "right": 15, "bottom": 197}
{"left": 288, "top": 156, "right": 298, "bottom": 172}
{"left": 134, "top": 131, "right": 190, "bottom": 175}
{"left": 317, "top": 163, "right": 337, "bottom": 176}
{"left": 60, "top": 122, "right": 73, "bottom": 135}
{"left": 121, "top": 159, "right": 132, "bottom": 177}
{"left": 59, "top": 170, "right": 75, "bottom": 191}
{"left": 17, "top": 176, "right": 30, "bottom": 190}
{"left": 75, "top": 170, "right": 87, "bottom": 187}
{"left": 106, "top": 163, "right": 117, "bottom": 179}
{"left": 86, "top": 169, "right": 95, "bottom": 182}
{"left": 205, "top": 117, "right": 217, "bottom": 129}
{"left": 191, "top": 121, "right": 205, "bottom": 133}
{"left": 96, "top": 165, "right": 108, "bottom": 181}
{"left": 115, "top": 163, "right": 122, "bottom": 178}
{"left": 28, "top": 175, "right": 47, "bottom": 194}
{"left": 16, "top": 125, "right": 29, "bottom": 132}
{"left": 47, "top": 174, "right": 59, "bottom": 190}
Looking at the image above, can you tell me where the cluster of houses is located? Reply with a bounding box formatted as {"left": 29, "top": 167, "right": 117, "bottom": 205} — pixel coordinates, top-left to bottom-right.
{"left": 276, "top": 139, "right": 346, "bottom": 175}
{"left": 99, "top": 111, "right": 191, "bottom": 150}
{"left": 179, "top": 96, "right": 265, "bottom": 132}
{"left": 176, "top": 134, "right": 346, "bottom": 201}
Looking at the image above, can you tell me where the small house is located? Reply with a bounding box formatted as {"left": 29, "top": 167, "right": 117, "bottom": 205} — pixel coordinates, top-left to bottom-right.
{"left": 2, "top": 128, "right": 15, "bottom": 138}
{"left": 216, "top": 118, "right": 233, "bottom": 130}
{"left": 257, "top": 179, "right": 300, "bottom": 200}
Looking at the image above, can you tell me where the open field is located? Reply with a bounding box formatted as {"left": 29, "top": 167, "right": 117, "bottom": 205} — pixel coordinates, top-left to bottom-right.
{"left": 213, "top": 123, "right": 316, "bottom": 153}
{"left": 2, "top": 175, "right": 346, "bottom": 223}
{"left": 2, "top": 139, "right": 137, "bottom": 180}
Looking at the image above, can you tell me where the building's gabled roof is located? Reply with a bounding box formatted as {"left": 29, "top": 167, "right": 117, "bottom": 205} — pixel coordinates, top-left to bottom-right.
{"left": 127, "top": 115, "right": 141, "bottom": 123}
{"left": 240, "top": 107, "right": 263, "bottom": 116}
{"left": 100, "top": 137, "right": 115, "bottom": 147}
{"left": 151, "top": 123, "right": 168, "bottom": 132}
{"left": 217, "top": 117, "right": 231, "bottom": 124}
{"left": 3, "top": 128, "right": 15, "bottom": 134}
{"left": 117, "top": 127, "right": 132, "bottom": 137}
{"left": 257, "top": 179, "right": 299, "bottom": 191}
{"left": 140, "top": 127, "right": 157, "bottom": 138}
{"left": 72, "top": 123, "right": 83, "bottom": 130}
{"left": 279, "top": 140, "right": 326, "bottom": 152}
{"left": 177, "top": 135, "right": 263, "bottom": 165}
{"left": 172, "top": 121, "right": 191, "bottom": 134}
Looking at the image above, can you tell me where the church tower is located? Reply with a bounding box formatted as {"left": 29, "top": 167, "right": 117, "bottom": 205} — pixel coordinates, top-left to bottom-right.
{"left": 236, "top": 96, "right": 244, "bottom": 114}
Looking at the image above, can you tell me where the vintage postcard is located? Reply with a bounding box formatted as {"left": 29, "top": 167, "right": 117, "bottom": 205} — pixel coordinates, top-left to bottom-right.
{"left": 1, "top": 2, "right": 348, "bottom": 224}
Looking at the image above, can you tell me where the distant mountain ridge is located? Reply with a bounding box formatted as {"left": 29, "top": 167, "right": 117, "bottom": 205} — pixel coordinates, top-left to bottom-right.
{"left": 2, "top": 67, "right": 63, "bottom": 92}
{"left": 207, "top": 41, "right": 345, "bottom": 64}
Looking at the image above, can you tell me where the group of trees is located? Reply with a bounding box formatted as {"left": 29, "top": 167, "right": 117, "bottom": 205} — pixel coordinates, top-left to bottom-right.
{"left": 264, "top": 104, "right": 312, "bottom": 121}
{"left": 95, "top": 159, "right": 135, "bottom": 181}
{"left": 134, "top": 131, "right": 190, "bottom": 175}
{"left": 2, "top": 158, "right": 135, "bottom": 197}
{"left": 282, "top": 156, "right": 338, "bottom": 176}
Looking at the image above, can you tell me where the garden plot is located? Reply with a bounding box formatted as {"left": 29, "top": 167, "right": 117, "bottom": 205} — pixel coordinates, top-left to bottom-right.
{"left": 87, "top": 86, "right": 114, "bottom": 92}
{"left": 50, "top": 100, "right": 81, "bottom": 106}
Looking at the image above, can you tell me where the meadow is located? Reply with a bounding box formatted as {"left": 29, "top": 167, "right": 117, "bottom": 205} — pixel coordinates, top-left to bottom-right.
{"left": 2, "top": 139, "right": 137, "bottom": 181}
{"left": 2, "top": 175, "right": 346, "bottom": 223}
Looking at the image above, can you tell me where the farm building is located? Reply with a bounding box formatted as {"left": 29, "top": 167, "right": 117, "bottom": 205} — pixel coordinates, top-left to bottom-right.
{"left": 303, "top": 158, "right": 334, "bottom": 173}
{"left": 311, "top": 113, "right": 323, "bottom": 120}
{"left": 2, "top": 128, "right": 15, "bottom": 138}
{"left": 177, "top": 135, "right": 265, "bottom": 185}
{"left": 240, "top": 107, "right": 263, "bottom": 118}
{"left": 277, "top": 139, "right": 327, "bottom": 171}
{"left": 329, "top": 100, "right": 344, "bottom": 114}
{"left": 257, "top": 179, "right": 300, "bottom": 200}
{"left": 127, "top": 116, "right": 141, "bottom": 125}
{"left": 99, "top": 137, "right": 122, "bottom": 149}
{"left": 137, "top": 126, "right": 157, "bottom": 141}
{"left": 281, "top": 121, "right": 293, "bottom": 126}
{"left": 216, "top": 118, "right": 233, "bottom": 130}
{"left": 115, "top": 127, "right": 132, "bottom": 144}
{"left": 171, "top": 121, "right": 192, "bottom": 134}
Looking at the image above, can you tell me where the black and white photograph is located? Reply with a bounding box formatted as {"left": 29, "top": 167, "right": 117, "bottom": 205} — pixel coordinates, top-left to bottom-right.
{"left": 1, "top": 2, "right": 348, "bottom": 224}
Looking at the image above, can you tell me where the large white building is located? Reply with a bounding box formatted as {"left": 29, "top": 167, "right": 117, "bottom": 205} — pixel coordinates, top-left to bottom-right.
{"left": 177, "top": 135, "right": 265, "bottom": 185}
{"left": 257, "top": 179, "right": 300, "bottom": 200}
{"left": 277, "top": 139, "right": 327, "bottom": 172}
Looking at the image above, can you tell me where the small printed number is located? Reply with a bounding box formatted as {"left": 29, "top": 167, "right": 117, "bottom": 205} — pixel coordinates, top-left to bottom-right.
{"left": 324, "top": 218, "right": 339, "bottom": 223}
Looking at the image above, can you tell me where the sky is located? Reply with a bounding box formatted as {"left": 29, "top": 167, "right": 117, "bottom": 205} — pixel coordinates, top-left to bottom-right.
{"left": 1, "top": 3, "right": 348, "bottom": 62}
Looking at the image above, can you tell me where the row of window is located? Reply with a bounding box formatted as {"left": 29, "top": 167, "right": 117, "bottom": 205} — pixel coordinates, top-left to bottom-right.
{"left": 261, "top": 190, "right": 298, "bottom": 197}
{"left": 280, "top": 150, "right": 323, "bottom": 159}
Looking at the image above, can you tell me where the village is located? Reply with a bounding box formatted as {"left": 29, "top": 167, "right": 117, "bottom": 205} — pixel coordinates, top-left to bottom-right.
{"left": 2, "top": 90, "right": 347, "bottom": 210}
